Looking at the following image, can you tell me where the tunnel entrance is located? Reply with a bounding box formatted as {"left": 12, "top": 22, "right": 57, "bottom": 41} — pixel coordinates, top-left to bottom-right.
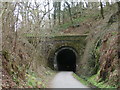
{"left": 54, "top": 47, "right": 77, "bottom": 72}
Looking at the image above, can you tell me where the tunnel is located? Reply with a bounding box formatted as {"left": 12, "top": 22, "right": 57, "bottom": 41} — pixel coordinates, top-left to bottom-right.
{"left": 54, "top": 47, "right": 77, "bottom": 72}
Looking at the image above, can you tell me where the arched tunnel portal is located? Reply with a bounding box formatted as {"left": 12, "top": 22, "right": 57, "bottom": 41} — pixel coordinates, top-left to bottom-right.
{"left": 54, "top": 46, "right": 78, "bottom": 72}
{"left": 26, "top": 35, "right": 88, "bottom": 73}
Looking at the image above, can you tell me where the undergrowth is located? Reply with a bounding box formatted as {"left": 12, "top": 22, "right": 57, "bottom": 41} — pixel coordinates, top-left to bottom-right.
{"left": 87, "top": 70, "right": 117, "bottom": 88}
{"left": 73, "top": 71, "right": 117, "bottom": 88}
{"left": 25, "top": 70, "right": 46, "bottom": 88}
{"left": 53, "top": 9, "right": 100, "bottom": 33}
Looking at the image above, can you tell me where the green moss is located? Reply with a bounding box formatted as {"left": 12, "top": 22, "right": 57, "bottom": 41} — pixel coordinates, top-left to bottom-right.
{"left": 23, "top": 33, "right": 35, "bottom": 37}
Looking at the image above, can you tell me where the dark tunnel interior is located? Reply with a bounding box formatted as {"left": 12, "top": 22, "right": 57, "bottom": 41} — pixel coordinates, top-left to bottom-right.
{"left": 56, "top": 49, "right": 76, "bottom": 72}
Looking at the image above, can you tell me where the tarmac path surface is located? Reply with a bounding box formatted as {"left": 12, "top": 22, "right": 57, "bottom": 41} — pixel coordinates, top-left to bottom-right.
{"left": 50, "top": 71, "right": 88, "bottom": 88}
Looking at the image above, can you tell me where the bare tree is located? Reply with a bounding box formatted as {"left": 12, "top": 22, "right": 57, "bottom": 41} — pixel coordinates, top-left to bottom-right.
{"left": 48, "top": 0, "right": 51, "bottom": 27}
{"left": 53, "top": 2, "right": 57, "bottom": 26}
{"left": 100, "top": 1, "right": 104, "bottom": 19}
{"left": 65, "top": 2, "right": 73, "bottom": 24}
{"left": 58, "top": 2, "right": 61, "bottom": 25}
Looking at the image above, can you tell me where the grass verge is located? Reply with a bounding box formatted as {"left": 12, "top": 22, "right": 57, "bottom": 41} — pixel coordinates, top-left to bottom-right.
{"left": 72, "top": 73, "right": 90, "bottom": 87}
{"left": 87, "top": 74, "right": 117, "bottom": 88}
{"left": 73, "top": 72, "right": 117, "bottom": 88}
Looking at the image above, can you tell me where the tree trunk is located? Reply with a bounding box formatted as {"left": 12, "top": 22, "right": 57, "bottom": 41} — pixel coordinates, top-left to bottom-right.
{"left": 65, "top": 2, "right": 73, "bottom": 24}
{"left": 48, "top": 0, "right": 51, "bottom": 28}
{"left": 106, "top": 2, "right": 110, "bottom": 6}
{"left": 62, "top": 3, "right": 65, "bottom": 24}
{"left": 53, "top": 2, "right": 57, "bottom": 26}
{"left": 58, "top": 2, "right": 61, "bottom": 25}
{"left": 100, "top": 1, "right": 104, "bottom": 19}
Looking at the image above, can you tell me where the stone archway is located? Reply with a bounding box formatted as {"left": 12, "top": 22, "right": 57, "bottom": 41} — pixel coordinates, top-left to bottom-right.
{"left": 54, "top": 46, "right": 78, "bottom": 72}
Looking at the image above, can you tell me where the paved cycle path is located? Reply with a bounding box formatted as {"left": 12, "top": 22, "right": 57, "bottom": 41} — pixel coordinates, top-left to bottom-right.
{"left": 50, "top": 71, "right": 88, "bottom": 88}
